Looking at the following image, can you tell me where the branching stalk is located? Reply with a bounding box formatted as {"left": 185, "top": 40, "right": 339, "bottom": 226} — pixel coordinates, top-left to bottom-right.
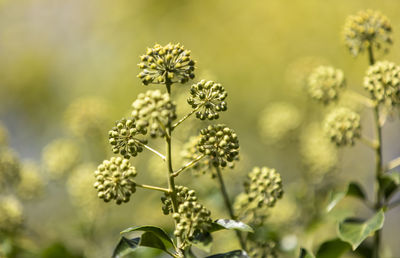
{"left": 172, "top": 154, "right": 205, "bottom": 177}
{"left": 387, "top": 156, "right": 400, "bottom": 171}
{"left": 135, "top": 183, "right": 170, "bottom": 193}
{"left": 347, "top": 90, "right": 375, "bottom": 107}
{"left": 137, "top": 141, "right": 166, "bottom": 161}
{"left": 172, "top": 105, "right": 202, "bottom": 130}
{"left": 360, "top": 135, "right": 378, "bottom": 150}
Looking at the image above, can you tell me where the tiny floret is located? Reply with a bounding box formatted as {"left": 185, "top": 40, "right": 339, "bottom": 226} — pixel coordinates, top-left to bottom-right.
{"left": 307, "top": 66, "right": 346, "bottom": 104}
{"left": 187, "top": 80, "right": 228, "bottom": 120}
{"left": 343, "top": 10, "right": 392, "bottom": 56}
{"left": 323, "top": 107, "right": 361, "bottom": 146}
{"left": 137, "top": 43, "right": 195, "bottom": 85}
{"left": 94, "top": 157, "right": 137, "bottom": 205}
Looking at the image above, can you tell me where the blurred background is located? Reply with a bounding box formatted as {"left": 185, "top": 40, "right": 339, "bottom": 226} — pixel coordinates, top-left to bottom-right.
{"left": 0, "top": 0, "right": 400, "bottom": 257}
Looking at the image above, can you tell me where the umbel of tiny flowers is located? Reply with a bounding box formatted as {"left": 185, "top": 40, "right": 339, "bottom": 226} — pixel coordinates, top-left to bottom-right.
{"left": 109, "top": 118, "right": 148, "bottom": 159}
{"left": 131, "top": 90, "right": 177, "bottom": 138}
{"left": 323, "top": 107, "right": 361, "bottom": 147}
{"left": 343, "top": 9, "right": 392, "bottom": 57}
{"left": 187, "top": 80, "right": 228, "bottom": 120}
{"left": 307, "top": 66, "right": 346, "bottom": 104}
{"left": 94, "top": 157, "right": 137, "bottom": 205}
{"left": 364, "top": 60, "right": 400, "bottom": 107}
{"left": 137, "top": 43, "right": 195, "bottom": 85}
{"left": 161, "top": 185, "right": 197, "bottom": 215}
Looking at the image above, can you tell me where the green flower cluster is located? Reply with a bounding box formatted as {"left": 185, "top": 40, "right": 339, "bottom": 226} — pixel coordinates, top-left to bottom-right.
{"left": 307, "top": 66, "right": 346, "bottom": 104}
{"left": 187, "top": 80, "right": 228, "bottom": 120}
{"left": 343, "top": 9, "right": 392, "bottom": 56}
{"left": 94, "top": 157, "right": 137, "bottom": 205}
{"left": 131, "top": 90, "right": 177, "bottom": 138}
{"left": 161, "top": 185, "right": 197, "bottom": 215}
{"left": 197, "top": 124, "right": 239, "bottom": 168}
{"left": 17, "top": 161, "right": 44, "bottom": 200}
{"left": 137, "top": 43, "right": 195, "bottom": 85}
{"left": 364, "top": 60, "right": 400, "bottom": 107}
{"left": 0, "top": 196, "right": 23, "bottom": 233}
{"left": 323, "top": 107, "right": 361, "bottom": 146}
{"left": 109, "top": 118, "right": 148, "bottom": 159}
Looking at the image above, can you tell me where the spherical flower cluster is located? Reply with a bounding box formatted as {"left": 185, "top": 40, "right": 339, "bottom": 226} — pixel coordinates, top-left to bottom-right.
{"left": 94, "top": 157, "right": 137, "bottom": 205}
{"left": 137, "top": 43, "right": 195, "bottom": 85}
{"left": 323, "top": 107, "right": 361, "bottom": 146}
{"left": 161, "top": 185, "right": 197, "bottom": 215}
{"left": 307, "top": 66, "right": 346, "bottom": 104}
{"left": 172, "top": 200, "right": 212, "bottom": 247}
{"left": 197, "top": 124, "right": 239, "bottom": 168}
{"left": 343, "top": 10, "right": 392, "bottom": 56}
{"left": 0, "top": 196, "right": 23, "bottom": 233}
{"left": 17, "top": 161, "right": 44, "bottom": 200}
{"left": 42, "top": 139, "right": 80, "bottom": 178}
{"left": 363, "top": 61, "right": 400, "bottom": 107}
{"left": 0, "top": 148, "right": 20, "bottom": 191}
{"left": 258, "top": 102, "right": 302, "bottom": 145}
{"left": 187, "top": 80, "right": 228, "bottom": 120}
{"left": 109, "top": 118, "right": 148, "bottom": 159}
{"left": 131, "top": 90, "right": 177, "bottom": 138}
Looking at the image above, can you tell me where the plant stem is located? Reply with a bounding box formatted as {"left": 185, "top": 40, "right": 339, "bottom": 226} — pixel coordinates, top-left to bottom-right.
{"left": 172, "top": 105, "right": 202, "bottom": 130}
{"left": 387, "top": 156, "right": 400, "bottom": 171}
{"left": 137, "top": 141, "right": 166, "bottom": 161}
{"left": 360, "top": 135, "right": 377, "bottom": 150}
{"left": 172, "top": 154, "right": 205, "bottom": 177}
{"left": 135, "top": 183, "right": 170, "bottom": 193}
{"left": 214, "top": 166, "right": 247, "bottom": 251}
{"left": 347, "top": 90, "right": 375, "bottom": 107}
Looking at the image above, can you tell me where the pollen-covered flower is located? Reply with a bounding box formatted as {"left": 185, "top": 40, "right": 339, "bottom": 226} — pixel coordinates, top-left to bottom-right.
{"left": 197, "top": 124, "right": 239, "bottom": 168}
{"left": 344, "top": 10, "right": 392, "bottom": 56}
{"left": 323, "top": 107, "right": 361, "bottom": 146}
{"left": 0, "top": 148, "right": 20, "bottom": 191}
{"left": 109, "top": 118, "right": 148, "bottom": 159}
{"left": 17, "top": 161, "right": 44, "bottom": 200}
{"left": 187, "top": 80, "right": 228, "bottom": 120}
{"left": 137, "top": 43, "right": 195, "bottom": 85}
{"left": 131, "top": 90, "right": 177, "bottom": 138}
{"left": 0, "top": 195, "right": 23, "bottom": 233}
{"left": 94, "top": 157, "right": 137, "bottom": 205}
{"left": 363, "top": 60, "right": 400, "bottom": 107}
{"left": 161, "top": 185, "right": 197, "bottom": 215}
{"left": 307, "top": 66, "right": 346, "bottom": 104}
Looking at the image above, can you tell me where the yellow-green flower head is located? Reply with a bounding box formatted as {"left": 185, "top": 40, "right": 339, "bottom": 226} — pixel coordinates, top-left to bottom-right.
{"left": 131, "top": 90, "right": 177, "bottom": 138}
{"left": 307, "top": 66, "right": 346, "bottom": 104}
{"left": 300, "top": 123, "right": 338, "bottom": 176}
{"left": 94, "top": 157, "right": 137, "bottom": 205}
{"left": 42, "top": 139, "right": 80, "bottom": 178}
{"left": 0, "top": 195, "right": 23, "bottom": 233}
{"left": 197, "top": 124, "right": 239, "bottom": 168}
{"left": 137, "top": 43, "right": 195, "bottom": 85}
{"left": 187, "top": 80, "right": 228, "bottom": 120}
{"left": 258, "top": 102, "right": 302, "bottom": 145}
{"left": 17, "top": 161, "right": 44, "bottom": 200}
{"left": 323, "top": 107, "right": 361, "bottom": 146}
{"left": 343, "top": 10, "right": 392, "bottom": 56}
{"left": 0, "top": 148, "right": 20, "bottom": 191}
{"left": 161, "top": 185, "right": 197, "bottom": 215}
{"left": 64, "top": 97, "right": 110, "bottom": 138}
{"left": 363, "top": 60, "right": 400, "bottom": 107}
{"left": 172, "top": 200, "right": 212, "bottom": 248}
{"left": 109, "top": 118, "right": 148, "bottom": 159}
{"left": 0, "top": 122, "right": 9, "bottom": 147}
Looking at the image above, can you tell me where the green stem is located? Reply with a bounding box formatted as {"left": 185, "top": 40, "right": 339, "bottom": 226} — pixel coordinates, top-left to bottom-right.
{"left": 172, "top": 105, "right": 202, "bottom": 130}
{"left": 172, "top": 154, "right": 205, "bottom": 177}
{"left": 214, "top": 166, "right": 247, "bottom": 251}
{"left": 137, "top": 141, "right": 166, "bottom": 161}
{"left": 135, "top": 183, "right": 170, "bottom": 193}
{"left": 387, "top": 156, "right": 400, "bottom": 171}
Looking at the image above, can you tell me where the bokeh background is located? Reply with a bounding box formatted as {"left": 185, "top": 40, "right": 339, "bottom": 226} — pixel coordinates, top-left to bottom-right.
{"left": 1, "top": 0, "right": 400, "bottom": 257}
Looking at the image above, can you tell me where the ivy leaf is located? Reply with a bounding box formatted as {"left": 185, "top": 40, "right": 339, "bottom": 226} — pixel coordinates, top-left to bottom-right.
{"left": 210, "top": 219, "right": 254, "bottom": 233}
{"left": 299, "top": 248, "right": 315, "bottom": 258}
{"left": 206, "top": 250, "right": 249, "bottom": 257}
{"left": 337, "top": 209, "right": 385, "bottom": 250}
{"left": 139, "top": 232, "right": 166, "bottom": 252}
{"left": 112, "top": 237, "right": 140, "bottom": 258}
{"left": 315, "top": 238, "right": 351, "bottom": 258}
{"left": 121, "top": 225, "right": 175, "bottom": 249}
{"left": 326, "top": 182, "right": 367, "bottom": 212}
{"left": 378, "top": 172, "right": 400, "bottom": 199}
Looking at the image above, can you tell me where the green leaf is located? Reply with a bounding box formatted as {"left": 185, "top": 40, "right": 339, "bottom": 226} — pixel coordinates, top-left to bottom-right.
{"left": 112, "top": 237, "right": 140, "bottom": 258}
{"left": 315, "top": 238, "right": 351, "bottom": 258}
{"left": 192, "top": 231, "right": 213, "bottom": 252}
{"left": 337, "top": 209, "right": 385, "bottom": 250}
{"left": 379, "top": 172, "right": 400, "bottom": 199}
{"left": 326, "top": 182, "right": 367, "bottom": 212}
{"left": 210, "top": 219, "right": 254, "bottom": 233}
{"left": 139, "top": 232, "right": 166, "bottom": 252}
{"left": 121, "top": 225, "right": 174, "bottom": 248}
{"left": 299, "top": 248, "right": 315, "bottom": 258}
{"left": 206, "top": 250, "right": 249, "bottom": 257}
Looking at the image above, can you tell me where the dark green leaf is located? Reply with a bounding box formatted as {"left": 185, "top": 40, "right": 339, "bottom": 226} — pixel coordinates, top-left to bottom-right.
{"left": 315, "top": 238, "right": 351, "bottom": 258}
{"left": 206, "top": 250, "right": 249, "bottom": 257}
{"left": 121, "top": 225, "right": 174, "bottom": 248}
{"left": 379, "top": 172, "right": 400, "bottom": 199}
{"left": 210, "top": 219, "right": 254, "bottom": 233}
{"left": 112, "top": 237, "right": 140, "bottom": 258}
{"left": 192, "top": 231, "right": 213, "bottom": 252}
{"left": 139, "top": 232, "right": 166, "bottom": 252}
{"left": 337, "top": 209, "right": 385, "bottom": 250}
{"left": 326, "top": 182, "right": 366, "bottom": 212}
{"left": 299, "top": 248, "right": 315, "bottom": 258}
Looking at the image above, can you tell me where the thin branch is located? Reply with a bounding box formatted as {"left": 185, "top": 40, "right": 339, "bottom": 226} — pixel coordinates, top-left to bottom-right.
{"left": 172, "top": 154, "right": 205, "bottom": 177}
{"left": 347, "top": 90, "right": 375, "bottom": 107}
{"left": 172, "top": 106, "right": 202, "bottom": 130}
{"left": 137, "top": 141, "right": 166, "bottom": 161}
{"left": 387, "top": 156, "right": 400, "bottom": 171}
{"left": 360, "top": 135, "right": 378, "bottom": 150}
{"left": 135, "top": 183, "right": 170, "bottom": 193}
